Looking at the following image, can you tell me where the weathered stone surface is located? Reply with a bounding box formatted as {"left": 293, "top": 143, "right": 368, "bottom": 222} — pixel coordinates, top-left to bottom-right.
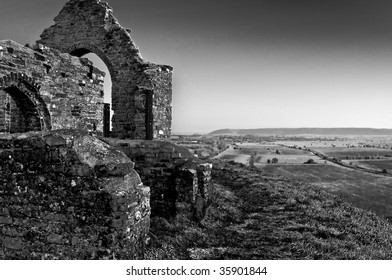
{"left": 0, "top": 40, "right": 104, "bottom": 134}
{"left": 103, "top": 138, "right": 212, "bottom": 221}
{"left": 0, "top": 0, "right": 172, "bottom": 140}
{"left": 37, "top": 0, "right": 173, "bottom": 140}
{"left": 0, "top": 0, "right": 182, "bottom": 261}
{"left": 73, "top": 134, "right": 134, "bottom": 176}
{"left": 0, "top": 130, "right": 150, "bottom": 259}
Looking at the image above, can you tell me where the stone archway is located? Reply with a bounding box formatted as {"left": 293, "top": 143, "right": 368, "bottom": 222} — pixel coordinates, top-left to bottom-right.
{"left": 66, "top": 43, "right": 115, "bottom": 137}
{"left": 38, "top": 0, "right": 173, "bottom": 140}
{"left": 0, "top": 73, "right": 51, "bottom": 133}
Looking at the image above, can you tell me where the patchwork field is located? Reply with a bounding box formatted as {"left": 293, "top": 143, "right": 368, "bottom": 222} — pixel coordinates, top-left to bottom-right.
{"left": 215, "top": 143, "right": 322, "bottom": 164}
{"left": 275, "top": 136, "right": 392, "bottom": 150}
{"left": 311, "top": 147, "right": 392, "bottom": 160}
{"left": 214, "top": 139, "right": 392, "bottom": 220}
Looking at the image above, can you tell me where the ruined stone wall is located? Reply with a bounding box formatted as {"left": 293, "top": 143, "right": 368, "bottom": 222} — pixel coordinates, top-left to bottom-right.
{"left": 103, "top": 139, "right": 212, "bottom": 221}
{"left": 0, "top": 130, "right": 150, "bottom": 259}
{"left": 38, "top": 0, "right": 173, "bottom": 140}
{"left": 0, "top": 40, "right": 104, "bottom": 134}
{"left": 148, "top": 66, "right": 173, "bottom": 140}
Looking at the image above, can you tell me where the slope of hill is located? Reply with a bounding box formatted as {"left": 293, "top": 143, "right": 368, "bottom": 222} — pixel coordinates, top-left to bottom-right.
{"left": 209, "top": 127, "right": 392, "bottom": 136}
{"left": 145, "top": 160, "right": 392, "bottom": 260}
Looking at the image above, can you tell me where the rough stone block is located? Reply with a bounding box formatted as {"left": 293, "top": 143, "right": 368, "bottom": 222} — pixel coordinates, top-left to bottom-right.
{"left": 0, "top": 216, "right": 13, "bottom": 224}
{"left": 45, "top": 135, "right": 66, "bottom": 146}
{"left": 47, "top": 234, "right": 65, "bottom": 245}
{"left": 4, "top": 237, "right": 22, "bottom": 250}
{"left": 171, "top": 153, "right": 182, "bottom": 159}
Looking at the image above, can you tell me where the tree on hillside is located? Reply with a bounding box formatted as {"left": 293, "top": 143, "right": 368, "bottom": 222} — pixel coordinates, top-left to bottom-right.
{"left": 272, "top": 158, "right": 278, "bottom": 164}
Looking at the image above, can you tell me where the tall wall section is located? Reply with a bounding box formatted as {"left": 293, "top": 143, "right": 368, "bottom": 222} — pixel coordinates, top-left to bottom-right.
{"left": 0, "top": 40, "right": 105, "bottom": 134}
{"left": 0, "top": 130, "right": 150, "bottom": 259}
{"left": 38, "top": 0, "right": 173, "bottom": 140}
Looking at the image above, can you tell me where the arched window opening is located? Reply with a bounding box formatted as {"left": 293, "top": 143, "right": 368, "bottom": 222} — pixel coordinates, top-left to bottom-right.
{"left": 81, "top": 53, "right": 113, "bottom": 137}
{"left": 0, "top": 86, "right": 42, "bottom": 133}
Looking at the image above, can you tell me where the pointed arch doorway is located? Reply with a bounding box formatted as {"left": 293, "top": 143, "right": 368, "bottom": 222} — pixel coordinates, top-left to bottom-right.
{"left": 82, "top": 52, "right": 113, "bottom": 137}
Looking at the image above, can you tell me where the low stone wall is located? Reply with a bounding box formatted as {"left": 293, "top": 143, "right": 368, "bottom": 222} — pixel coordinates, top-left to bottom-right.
{"left": 0, "top": 130, "right": 149, "bottom": 259}
{"left": 103, "top": 139, "right": 212, "bottom": 221}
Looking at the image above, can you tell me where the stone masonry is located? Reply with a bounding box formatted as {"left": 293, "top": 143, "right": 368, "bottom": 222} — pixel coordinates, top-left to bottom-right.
{"left": 0, "top": 130, "right": 150, "bottom": 259}
{"left": 38, "top": 0, "right": 173, "bottom": 140}
{"left": 0, "top": 40, "right": 105, "bottom": 134}
{"left": 0, "top": 0, "right": 205, "bottom": 260}
{"left": 103, "top": 139, "right": 213, "bottom": 221}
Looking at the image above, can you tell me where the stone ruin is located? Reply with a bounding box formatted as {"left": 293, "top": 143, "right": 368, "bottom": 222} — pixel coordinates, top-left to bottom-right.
{"left": 0, "top": 40, "right": 105, "bottom": 134}
{"left": 1, "top": 0, "right": 172, "bottom": 140}
{"left": 0, "top": 0, "right": 211, "bottom": 259}
{"left": 0, "top": 130, "right": 150, "bottom": 259}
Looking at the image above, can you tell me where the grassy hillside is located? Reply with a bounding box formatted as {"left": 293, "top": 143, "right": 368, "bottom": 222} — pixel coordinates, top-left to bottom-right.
{"left": 260, "top": 163, "right": 392, "bottom": 218}
{"left": 145, "top": 160, "right": 392, "bottom": 259}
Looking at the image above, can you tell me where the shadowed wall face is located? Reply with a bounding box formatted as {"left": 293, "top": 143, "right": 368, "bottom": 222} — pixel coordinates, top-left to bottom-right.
{"left": 0, "top": 86, "right": 42, "bottom": 133}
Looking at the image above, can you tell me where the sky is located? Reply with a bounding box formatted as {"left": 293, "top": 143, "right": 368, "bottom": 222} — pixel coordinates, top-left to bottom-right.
{"left": 2, "top": 0, "right": 392, "bottom": 133}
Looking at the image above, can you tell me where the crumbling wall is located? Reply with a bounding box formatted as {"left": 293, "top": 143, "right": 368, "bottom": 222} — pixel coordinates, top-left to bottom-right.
{"left": 0, "top": 130, "right": 150, "bottom": 259}
{"left": 38, "top": 0, "right": 173, "bottom": 140}
{"left": 103, "top": 139, "right": 212, "bottom": 221}
{"left": 0, "top": 40, "right": 104, "bottom": 134}
{"left": 175, "top": 162, "right": 213, "bottom": 221}
{"left": 148, "top": 66, "right": 173, "bottom": 139}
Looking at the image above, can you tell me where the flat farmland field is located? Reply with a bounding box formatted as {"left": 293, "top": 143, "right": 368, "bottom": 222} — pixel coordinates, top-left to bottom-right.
{"left": 275, "top": 136, "right": 392, "bottom": 149}
{"left": 214, "top": 143, "right": 260, "bottom": 164}
{"left": 275, "top": 139, "right": 363, "bottom": 148}
{"left": 215, "top": 143, "right": 322, "bottom": 164}
{"left": 312, "top": 147, "right": 392, "bottom": 160}
{"left": 260, "top": 164, "right": 392, "bottom": 218}
{"left": 254, "top": 154, "right": 322, "bottom": 164}
{"left": 275, "top": 140, "right": 351, "bottom": 148}
{"left": 353, "top": 160, "right": 392, "bottom": 172}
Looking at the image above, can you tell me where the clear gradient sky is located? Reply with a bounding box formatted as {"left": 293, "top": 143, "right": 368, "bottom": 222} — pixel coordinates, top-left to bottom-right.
{"left": 2, "top": 0, "right": 392, "bottom": 133}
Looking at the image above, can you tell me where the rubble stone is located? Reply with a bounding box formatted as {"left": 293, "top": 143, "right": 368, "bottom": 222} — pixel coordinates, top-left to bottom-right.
{"left": 0, "top": 130, "right": 150, "bottom": 259}
{"left": 104, "top": 138, "right": 213, "bottom": 221}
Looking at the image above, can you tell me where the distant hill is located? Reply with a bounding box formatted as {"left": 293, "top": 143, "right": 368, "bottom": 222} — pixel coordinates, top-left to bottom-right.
{"left": 208, "top": 128, "right": 392, "bottom": 136}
